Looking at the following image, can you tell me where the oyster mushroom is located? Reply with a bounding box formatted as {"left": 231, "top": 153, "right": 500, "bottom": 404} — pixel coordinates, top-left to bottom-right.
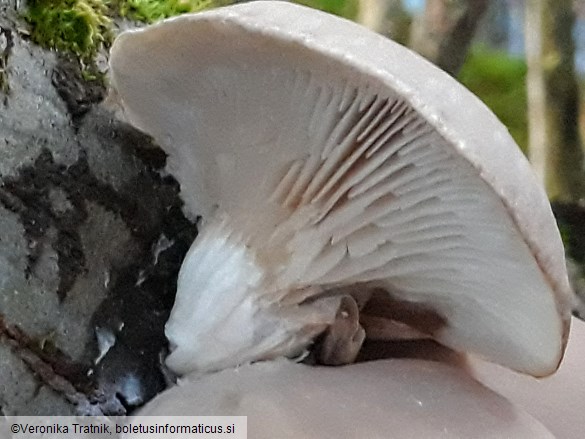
{"left": 109, "top": 1, "right": 572, "bottom": 377}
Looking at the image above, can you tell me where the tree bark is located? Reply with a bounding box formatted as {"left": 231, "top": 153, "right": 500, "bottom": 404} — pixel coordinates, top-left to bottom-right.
{"left": 0, "top": 1, "right": 195, "bottom": 415}
{"left": 408, "top": 0, "right": 489, "bottom": 76}
{"left": 525, "top": 0, "right": 584, "bottom": 202}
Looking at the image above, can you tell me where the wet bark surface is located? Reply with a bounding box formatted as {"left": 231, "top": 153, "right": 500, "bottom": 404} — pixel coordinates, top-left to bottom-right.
{"left": 0, "top": 1, "right": 195, "bottom": 415}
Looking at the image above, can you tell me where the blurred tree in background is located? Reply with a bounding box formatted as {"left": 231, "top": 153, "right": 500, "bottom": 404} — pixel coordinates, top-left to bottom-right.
{"left": 357, "top": 0, "right": 411, "bottom": 44}
{"left": 525, "top": 0, "right": 584, "bottom": 202}
{"left": 357, "top": 0, "right": 584, "bottom": 204}
{"left": 408, "top": 0, "right": 489, "bottom": 75}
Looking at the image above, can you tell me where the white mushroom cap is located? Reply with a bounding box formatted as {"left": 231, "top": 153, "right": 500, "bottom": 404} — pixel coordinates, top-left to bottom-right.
{"left": 129, "top": 358, "right": 555, "bottom": 438}
{"left": 109, "top": 1, "right": 571, "bottom": 376}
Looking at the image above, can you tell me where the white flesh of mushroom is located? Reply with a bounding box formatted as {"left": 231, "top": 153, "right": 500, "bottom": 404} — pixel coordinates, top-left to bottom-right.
{"left": 109, "top": 1, "right": 572, "bottom": 376}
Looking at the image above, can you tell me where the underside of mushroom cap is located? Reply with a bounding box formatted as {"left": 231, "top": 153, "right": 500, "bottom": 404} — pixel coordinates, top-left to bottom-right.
{"left": 109, "top": 1, "right": 572, "bottom": 376}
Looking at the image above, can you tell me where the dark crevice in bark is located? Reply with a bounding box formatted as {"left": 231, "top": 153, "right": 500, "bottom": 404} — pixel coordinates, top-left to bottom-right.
{"left": 1, "top": 148, "right": 111, "bottom": 300}
{"left": 51, "top": 56, "right": 106, "bottom": 126}
{"left": 0, "top": 146, "right": 194, "bottom": 301}
{"left": 90, "top": 198, "right": 197, "bottom": 414}
{"left": 0, "top": 140, "right": 198, "bottom": 413}
{"left": 0, "top": 25, "right": 14, "bottom": 99}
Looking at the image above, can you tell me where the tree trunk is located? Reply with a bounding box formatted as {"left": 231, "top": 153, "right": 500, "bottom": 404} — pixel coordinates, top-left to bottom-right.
{"left": 409, "top": 0, "right": 489, "bottom": 76}
{"left": 525, "top": 0, "right": 584, "bottom": 202}
{"left": 472, "top": 0, "right": 510, "bottom": 51}
{"left": 357, "top": 0, "right": 411, "bottom": 44}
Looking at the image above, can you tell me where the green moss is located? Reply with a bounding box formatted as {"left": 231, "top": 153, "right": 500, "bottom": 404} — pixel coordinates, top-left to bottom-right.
{"left": 458, "top": 46, "right": 528, "bottom": 153}
{"left": 25, "top": 0, "right": 112, "bottom": 62}
{"left": 24, "top": 0, "right": 230, "bottom": 65}
{"left": 115, "top": 0, "right": 229, "bottom": 23}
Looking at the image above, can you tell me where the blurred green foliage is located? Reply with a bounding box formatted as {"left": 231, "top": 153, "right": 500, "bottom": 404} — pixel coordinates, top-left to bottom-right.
{"left": 115, "top": 0, "right": 228, "bottom": 23}
{"left": 294, "top": 0, "right": 359, "bottom": 20}
{"left": 458, "top": 46, "right": 529, "bottom": 153}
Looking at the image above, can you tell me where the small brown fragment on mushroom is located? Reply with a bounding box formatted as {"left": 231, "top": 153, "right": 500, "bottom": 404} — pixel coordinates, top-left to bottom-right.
{"left": 318, "top": 295, "right": 366, "bottom": 365}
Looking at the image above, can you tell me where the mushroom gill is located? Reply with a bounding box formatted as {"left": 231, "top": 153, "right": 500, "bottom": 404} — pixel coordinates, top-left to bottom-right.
{"left": 109, "top": 1, "right": 572, "bottom": 377}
